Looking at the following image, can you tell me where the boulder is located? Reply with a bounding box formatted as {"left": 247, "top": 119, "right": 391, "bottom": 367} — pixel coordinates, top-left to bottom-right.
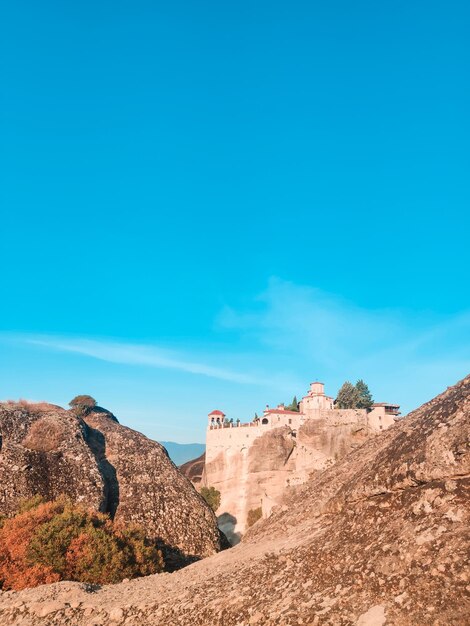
{"left": 0, "top": 402, "right": 225, "bottom": 564}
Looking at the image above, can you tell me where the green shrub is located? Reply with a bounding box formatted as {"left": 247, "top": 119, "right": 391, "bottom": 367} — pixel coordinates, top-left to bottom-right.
{"left": 18, "top": 495, "right": 45, "bottom": 514}
{"left": 0, "top": 497, "right": 164, "bottom": 590}
{"left": 69, "top": 395, "right": 97, "bottom": 415}
{"left": 200, "top": 486, "right": 221, "bottom": 512}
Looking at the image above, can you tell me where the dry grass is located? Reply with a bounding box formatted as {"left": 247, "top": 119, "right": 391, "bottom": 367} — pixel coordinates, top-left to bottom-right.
{"left": 2, "top": 399, "right": 60, "bottom": 410}
{"left": 22, "top": 417, "right": 65, "bottom": 452}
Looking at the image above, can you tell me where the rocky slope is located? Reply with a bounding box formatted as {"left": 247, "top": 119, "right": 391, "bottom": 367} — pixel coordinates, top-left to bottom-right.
{"left": 179, "top": 453, "right": 205, "bottom": 484}
{"left": 0, "top": 376, "right": 468, "bottom": 625}
{"left": 0, "top": 402, "right": 225, "bottom": 564}
{"left": 160, "top": 442, "right": 205, "bottom": 466}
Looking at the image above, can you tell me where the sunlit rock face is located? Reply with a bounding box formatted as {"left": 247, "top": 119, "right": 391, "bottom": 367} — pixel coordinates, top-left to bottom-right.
{"left": 201, "top": 382, "right": 399, "bottom": 541}
{"left": 82, "top": 410, "right": 226, "bottom": 560}
{"left": 203, "top": 409, "right": 377, "bottom": 541}
{"left": 1, "top": 376, "right": 468, "bottom": 625}
{"left": 0, "top": 403, "right": 105, "bottom": 515}
{"left": 0, "top": 402, "right": 226, "bottom": 564}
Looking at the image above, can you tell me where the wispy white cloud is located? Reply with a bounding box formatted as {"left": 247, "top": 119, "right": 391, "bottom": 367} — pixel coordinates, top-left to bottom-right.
{"left": 4, "top": 278, "right": 469, "bottom": 415}
{"left": 15, "top": 335, "right": 265, "bottom": 386}
{"left": 219, "top": 279, "right": 406, "bottom": 367}
{"left": 217, "top": 278, "right": 470, "bottom": 411}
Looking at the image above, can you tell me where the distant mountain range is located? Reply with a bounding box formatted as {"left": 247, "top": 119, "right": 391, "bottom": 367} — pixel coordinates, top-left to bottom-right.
{"left": 159, "top": 441, "right": 205, "bottom": 466}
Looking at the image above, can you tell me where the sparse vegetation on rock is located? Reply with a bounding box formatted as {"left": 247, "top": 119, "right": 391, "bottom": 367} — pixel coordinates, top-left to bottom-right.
{"left": 68, "top": 395, "right": 97, "bottom": 416}
{"left": 246, "top": 507, "right": 262, "bottom": 528}
{"left": 199, "top": 486, "right": 221, "bottom": 512}
{"left": 0, "top": 497, "right": 164, "bottom": 591}
{"left": 0, "top": 401, "right": 226, "bottom": 566}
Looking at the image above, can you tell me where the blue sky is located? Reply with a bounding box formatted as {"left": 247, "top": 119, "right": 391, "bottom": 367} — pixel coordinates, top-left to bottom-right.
{"left": 1, "top": 1, "right": 469, "bottom": 442}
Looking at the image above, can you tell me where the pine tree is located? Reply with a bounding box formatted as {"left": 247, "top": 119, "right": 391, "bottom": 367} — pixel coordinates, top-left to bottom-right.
{"left": 355, "top": 379, "right": 373, "bottom": 409}
{"left": 335, "top": 381, "right": 361, "bottom": 409}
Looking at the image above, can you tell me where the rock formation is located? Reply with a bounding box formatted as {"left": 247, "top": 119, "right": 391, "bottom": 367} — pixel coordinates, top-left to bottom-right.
{"left": 1, "top": 375, "right": 468, "bottom": 625}
{"left": 0, "top": 402, "right": 225, "bottom": 564}
{"left": 179, "top": 452, "right": 205, "bottom": 484}
{"left": 160, "top": 442, "right": 205, "bottom": 466}
{"left": 0, "top": 403, "right": 104, "bottom": 516}
{"left": 204, "top": 408, "right": 378, "bottom": 540}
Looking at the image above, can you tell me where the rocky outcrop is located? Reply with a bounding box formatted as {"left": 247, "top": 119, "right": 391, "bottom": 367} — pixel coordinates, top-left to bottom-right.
{"left": 0, "top": 402, "right": 225, "bottom": 564}
{"left": 82, "top": 410, "right": 224, "bottom": 561}
{"left": 204, "top": 409, "right": 375, "bottom": 539}
{"left": 1, "top": 375, "right": 467, "bottom": 625}
{"left": 0, "top": 403, "right": 104, "bottom": 516}
{"left": 179, "top": 453, "right": 205, "bottom": 484}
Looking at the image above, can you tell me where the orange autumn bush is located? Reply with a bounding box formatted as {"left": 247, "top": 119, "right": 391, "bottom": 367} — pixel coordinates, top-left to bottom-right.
{"left": 0, "top": 497, "right": 164, "bottom": 590}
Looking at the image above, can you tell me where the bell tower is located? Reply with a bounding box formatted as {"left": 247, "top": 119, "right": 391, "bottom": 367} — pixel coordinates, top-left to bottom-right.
{"left": 208, "top": 409, "right": 225, "bottom": 428}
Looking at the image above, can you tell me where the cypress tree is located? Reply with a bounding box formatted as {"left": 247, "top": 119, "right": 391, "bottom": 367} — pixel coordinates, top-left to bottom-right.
{"left": 286, "top": 396, "right": 299, "bottom": 411}
{"left": 355, "top": 379, "right": 373, "bottom": 409}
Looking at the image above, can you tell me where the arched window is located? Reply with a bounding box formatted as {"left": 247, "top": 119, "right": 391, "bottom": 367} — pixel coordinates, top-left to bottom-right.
{"left": 261, "top": 418, "right": 269, "bottom": 425}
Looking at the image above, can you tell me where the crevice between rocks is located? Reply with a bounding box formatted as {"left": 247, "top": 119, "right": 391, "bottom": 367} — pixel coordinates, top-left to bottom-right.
{"left": 83, "top": 424, "right": 120, "bottom": 518}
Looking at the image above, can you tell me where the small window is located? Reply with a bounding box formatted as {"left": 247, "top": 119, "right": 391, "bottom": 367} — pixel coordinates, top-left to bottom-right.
{"left": 262, "top": 418, "right": 269, "bottom": 425}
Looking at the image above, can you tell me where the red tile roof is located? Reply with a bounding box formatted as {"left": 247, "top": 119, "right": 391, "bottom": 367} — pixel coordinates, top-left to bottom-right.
{"left": 265, "top": 408, "right": 300, "bottom": 416}
{"left": 208, "top": 409, "right": 225, "bottom": 416}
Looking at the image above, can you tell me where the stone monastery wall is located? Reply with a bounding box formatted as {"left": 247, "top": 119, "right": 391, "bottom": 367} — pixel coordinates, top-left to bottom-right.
{"left": 206, "top": 382, "right": 398, "bottom": 466}
{"left": 203, "top": 381, "right": 400, "bottom": 540}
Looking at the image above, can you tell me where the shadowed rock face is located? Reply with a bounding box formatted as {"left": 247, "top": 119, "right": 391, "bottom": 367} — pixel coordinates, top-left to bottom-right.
{"left": 0, "top": 403, "right": 225, "bottom": 563}
{"left": 82, "top": 411, "right": 225, "bottom": 560}
{"left": 179, "top": 452, "right": 205, "bottom": 484}
{"left": 1, "top": 376, "right": 468, "bottom": 625}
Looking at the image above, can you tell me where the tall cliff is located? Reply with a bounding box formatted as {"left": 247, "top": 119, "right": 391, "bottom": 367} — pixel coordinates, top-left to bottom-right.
{"left": 203, "top": 409, "right": 376, "bottom": 541}
{"left": 1, "top": 376, "right": 468, "bottom": 625}
{"left": 0, "top": 402, "right": 225, "bottom": 564}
